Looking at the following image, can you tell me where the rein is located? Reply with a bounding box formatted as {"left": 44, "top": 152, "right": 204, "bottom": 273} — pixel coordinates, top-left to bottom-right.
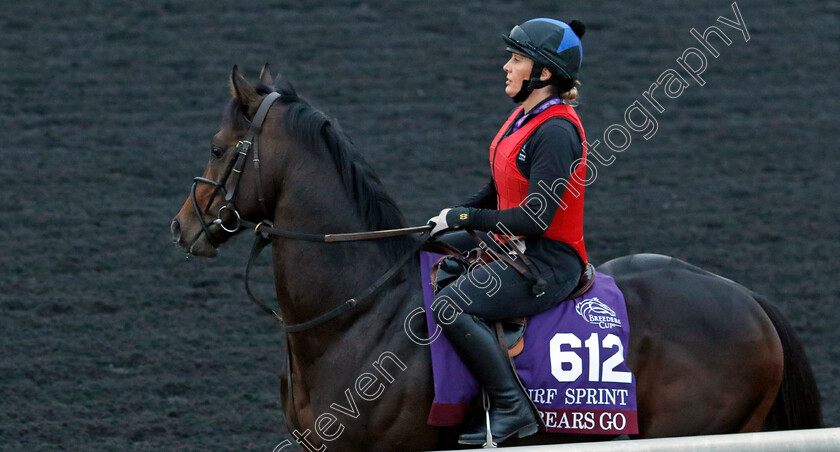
{"left": 239, "top": 218, "right": 432, "bottom": 243}
{"left": 189, "top": 91, "right": 432, "bottom": 332}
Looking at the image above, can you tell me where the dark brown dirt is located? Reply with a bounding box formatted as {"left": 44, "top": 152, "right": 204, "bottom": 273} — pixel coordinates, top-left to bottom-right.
{"left": 1, "top": 0, "right": 837, "bottom": 450}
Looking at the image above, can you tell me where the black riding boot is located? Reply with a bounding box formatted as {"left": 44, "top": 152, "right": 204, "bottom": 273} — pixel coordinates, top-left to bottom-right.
{"left": 441, "top": 313, "right": 541, "bottom": 445}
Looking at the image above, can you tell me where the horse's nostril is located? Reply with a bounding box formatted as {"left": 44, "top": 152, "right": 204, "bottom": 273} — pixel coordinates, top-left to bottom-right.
{"left": 171, "top": 218, "right": 182, "bottom": 242}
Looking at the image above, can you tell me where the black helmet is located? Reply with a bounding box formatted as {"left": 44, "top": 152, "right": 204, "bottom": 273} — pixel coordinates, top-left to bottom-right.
{"left": 503, "top": 18, "right": 585, "bottom": 102}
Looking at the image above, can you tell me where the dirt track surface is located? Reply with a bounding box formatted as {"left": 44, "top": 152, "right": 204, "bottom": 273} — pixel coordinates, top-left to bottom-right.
{"left": 1, "top": 0, "right": 837, "bottom": 450}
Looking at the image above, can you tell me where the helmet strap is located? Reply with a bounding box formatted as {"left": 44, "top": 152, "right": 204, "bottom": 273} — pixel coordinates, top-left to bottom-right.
{"left": 512, "top": 63, "right": 550, "bottom": 103}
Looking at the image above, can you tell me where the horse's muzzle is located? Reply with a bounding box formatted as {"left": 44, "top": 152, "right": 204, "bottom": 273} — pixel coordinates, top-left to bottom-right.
{"left": 170, "top": 215, "right": 222, "bottom": 257}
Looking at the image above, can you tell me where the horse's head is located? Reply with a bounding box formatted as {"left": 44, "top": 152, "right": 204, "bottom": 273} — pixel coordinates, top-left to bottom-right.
{"left": 171, "top": 64, "right": 282, "bottom": 257}
{"left": 173, "top": 64, "right": 410, "bottom": 262}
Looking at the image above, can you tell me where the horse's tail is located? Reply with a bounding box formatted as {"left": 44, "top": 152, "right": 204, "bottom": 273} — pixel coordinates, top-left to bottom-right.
{"left": 754, "top": 294, "right": 823, "bottom": 430}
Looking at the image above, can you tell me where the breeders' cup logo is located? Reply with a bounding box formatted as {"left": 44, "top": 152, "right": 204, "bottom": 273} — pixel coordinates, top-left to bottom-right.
{"left": 576, "top": 297, "right": 621, "bottom": 329}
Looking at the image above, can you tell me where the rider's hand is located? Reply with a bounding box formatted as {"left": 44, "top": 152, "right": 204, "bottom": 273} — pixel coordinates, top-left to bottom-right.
{"left": 427, "top": 207, "right": 471, "bottom": 236}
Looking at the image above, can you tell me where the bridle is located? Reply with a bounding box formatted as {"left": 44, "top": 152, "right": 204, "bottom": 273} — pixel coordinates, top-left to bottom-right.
{"left": 186, "top": 91, "right": 431, "bottom": 332}
{"left": 189, "top": 92, "right": 282, "bottom": 248}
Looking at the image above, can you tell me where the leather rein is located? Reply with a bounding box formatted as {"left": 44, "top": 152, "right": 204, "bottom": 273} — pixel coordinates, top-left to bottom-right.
{"left": 188, "top": 91, "right": 431, "bottom": 332}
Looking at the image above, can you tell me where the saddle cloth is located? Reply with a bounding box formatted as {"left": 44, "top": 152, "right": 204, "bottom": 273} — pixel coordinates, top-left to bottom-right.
{"left": 418, "top": 251, "right": 639, "bottom": 435}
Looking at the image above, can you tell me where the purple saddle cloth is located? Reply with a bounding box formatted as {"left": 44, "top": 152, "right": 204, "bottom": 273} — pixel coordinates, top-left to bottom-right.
{"left": 419, "top": 251, "right": 638, "bottom": 435}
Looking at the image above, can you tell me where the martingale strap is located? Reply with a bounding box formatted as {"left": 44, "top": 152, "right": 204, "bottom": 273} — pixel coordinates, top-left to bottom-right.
{"left": 245, "top": 236, "right": 281, "bottom": 321}
{"left": 244, "top": 230, "right": 429, "bottom": 333}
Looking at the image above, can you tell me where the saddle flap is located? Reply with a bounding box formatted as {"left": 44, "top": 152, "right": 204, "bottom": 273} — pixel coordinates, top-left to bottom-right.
{"left": 496, "top": 264, "right": 595, "bottom": 358}
{"left": 494, "top": 318, "right": 527, "bottom": 358}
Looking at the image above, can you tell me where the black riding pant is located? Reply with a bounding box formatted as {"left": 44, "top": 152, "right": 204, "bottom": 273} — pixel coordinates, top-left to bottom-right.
{"left": 431, "top": 231, "right": 581, "bottom": 322}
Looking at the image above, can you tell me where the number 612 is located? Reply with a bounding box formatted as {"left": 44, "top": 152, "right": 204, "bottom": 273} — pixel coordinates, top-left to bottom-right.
{"left": 549, "top": 332, "right": 632, "bottom": 383}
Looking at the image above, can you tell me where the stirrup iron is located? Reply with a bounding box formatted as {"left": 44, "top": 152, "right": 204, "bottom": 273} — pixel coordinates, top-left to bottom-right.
{"left": 482, "top": 390, "right": 497, "bottom": 448}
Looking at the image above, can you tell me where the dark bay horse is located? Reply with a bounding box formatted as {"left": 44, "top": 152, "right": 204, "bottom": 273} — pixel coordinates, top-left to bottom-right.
{"left": 171, "top": 66, "right": 821, "bottom": 450}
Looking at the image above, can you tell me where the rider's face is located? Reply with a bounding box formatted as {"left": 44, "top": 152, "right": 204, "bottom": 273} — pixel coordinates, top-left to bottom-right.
{"left": 503, "top": 52, "right": 533, "bottom": 98}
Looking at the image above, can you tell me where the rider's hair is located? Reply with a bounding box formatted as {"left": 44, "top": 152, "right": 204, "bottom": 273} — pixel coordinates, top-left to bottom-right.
{"left": 549, "top": 76, "right": 580, "bottom": 103}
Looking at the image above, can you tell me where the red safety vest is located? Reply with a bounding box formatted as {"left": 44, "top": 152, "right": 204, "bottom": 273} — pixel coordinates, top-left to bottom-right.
{"left": 489, "top": 104, "right": 588, "bottom": 264}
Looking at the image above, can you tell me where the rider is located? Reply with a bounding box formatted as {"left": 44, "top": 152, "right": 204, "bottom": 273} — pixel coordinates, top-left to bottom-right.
{"left": 427, "top": 18, "right": 588, "bottom": 445}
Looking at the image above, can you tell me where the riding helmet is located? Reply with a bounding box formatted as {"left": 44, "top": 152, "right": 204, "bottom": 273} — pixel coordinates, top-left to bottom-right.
{"left": 503, "top": 18, "right": 585, "bottom": 101}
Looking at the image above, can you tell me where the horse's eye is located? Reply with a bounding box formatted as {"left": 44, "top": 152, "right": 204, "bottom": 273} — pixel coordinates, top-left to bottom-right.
{"left": 211, "top": 145, "right": 224, "bottom": 158}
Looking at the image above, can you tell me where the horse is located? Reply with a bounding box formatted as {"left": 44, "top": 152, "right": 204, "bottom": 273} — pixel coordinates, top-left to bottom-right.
{"left": 170, "top": 65, "right": 822, "bottom": 450}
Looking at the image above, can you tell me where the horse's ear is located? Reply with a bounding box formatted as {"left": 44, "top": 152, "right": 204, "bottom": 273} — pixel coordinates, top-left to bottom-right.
{"left": 229, "top": 65, "right": 259, "bottom": 107}
{"left": 258, "top": 62, "right": 274, "bottom": 86}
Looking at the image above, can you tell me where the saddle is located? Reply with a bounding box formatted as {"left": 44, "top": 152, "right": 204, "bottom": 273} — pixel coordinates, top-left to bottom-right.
{"left": 428, "top": 241, "right": 596, "bottom": 358}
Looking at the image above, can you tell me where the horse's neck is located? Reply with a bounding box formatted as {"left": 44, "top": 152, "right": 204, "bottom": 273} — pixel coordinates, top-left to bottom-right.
{"left": 270, "top": 236, "right": 418, "bottom": 328}
{"left": 267, "top": 166, "right": 420, "bottom": 339}
{"left": 265, "top": 144, "right": 436, "bottom": 446}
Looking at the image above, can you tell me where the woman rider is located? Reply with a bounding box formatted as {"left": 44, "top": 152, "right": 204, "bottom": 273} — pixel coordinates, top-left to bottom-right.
{"left": 426, "top": 18, "right": 588, "bottom": 445}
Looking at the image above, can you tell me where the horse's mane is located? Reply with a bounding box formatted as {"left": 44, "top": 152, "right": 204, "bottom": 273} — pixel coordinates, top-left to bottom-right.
{"left": 225, "top": 81, "right": 413, "bottom": 259}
